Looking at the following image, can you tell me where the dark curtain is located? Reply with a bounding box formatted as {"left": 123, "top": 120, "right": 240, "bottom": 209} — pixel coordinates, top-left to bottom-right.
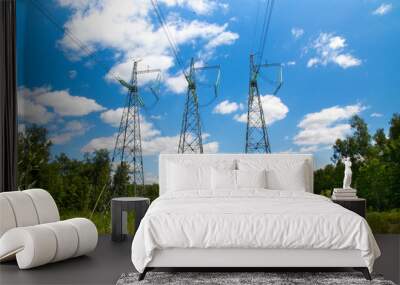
{"left": 0, "top": 0, "right": 17, "bottom": 192}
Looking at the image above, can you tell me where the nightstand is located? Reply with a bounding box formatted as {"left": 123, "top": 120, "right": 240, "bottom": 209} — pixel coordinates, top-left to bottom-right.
{"left": 111, "top": 197, "right": 150, "bottom": 242}
{"left": 332, "top": 198, "right": 366, "bottom": 218}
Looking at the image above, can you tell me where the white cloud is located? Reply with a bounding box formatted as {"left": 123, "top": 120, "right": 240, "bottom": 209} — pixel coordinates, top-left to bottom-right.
{"left": 295, "top": 123, "right": 351, "bottom": 146}
{"left": 57, "top": 0, "right": 90, "bottom": 9}
{"left": 165, "top": 72, "right": 187, "bottom": 94}
{"left": 328, "top": 36, "right": 345, "bottom": 49}
{"left": 82, "top": 131, "right": 218, "bottom": 155}
{"left": 100, "top": 108, "right": 124, "bottom": 127}
{"left": 291, "top": 27, "right": 304, "bottom": 39}
{"left": 85, "top": 107, "right": 219, "bottom": 155}
{"left": 294, "top": 104, "right": 366, "bottom": 148}
{"left": 298, "top": 104, "right": 365, "bottom": 129}
{"left": 18, "top": 87, "right": 55, "bottom": 125}
{"left": 100, "top": 108, "right": 160, "bottom": 139}
{"left": 160, "top": 0, "right": 227, "bottom": 15}
{"left": 105, "top": 54, "right": 174, "bottom": 87}
{"left": 213, "top": 100, "right": 242, "bottom": 114}
{"left": 57, "top": 0, "right": 238, "bottom": 94}
{"left": 286, "top": 61, "right": 296, "bottom": 66}
{"left": 18, "top": 85, "right": 105, "bottom": 131}
{"left": 234, "top": 95, "right": 289, "bottom": 125}
{"left": 233, "top": 113, "right": 247, "bottom": 123}
{"left": 307, "top": 58, "right": 319, "bottom": 68}
{"left": 333, "top": 54, "right": 362, "bottom": 69}
{"left": 143, "top": 131, "right": 218, "bottom": 155}
{"left": 50, "top": 120, "right": 90, "bottom": 144}
{"left": 299, "top": 145, "right": 320, "bottom": 153}
{"left": 150, "top": 114, "right": 162, "bottom": 120}
{"left": 205, "top": 30, "right": 239, "bottom": 49}
{"left": 372, "top": 3, "right": 392, "bottom": 16}
{"left": 371, "top": 112, "right": 383, "bottom": 118}
{"left": 81, "top": 134, "right": 116, "bottom": 153}
{"left": 34, "top": 89, "right": 105, "bottom": 116}
{"left": 306, "top": 33, "right": 361, "bottom": 69}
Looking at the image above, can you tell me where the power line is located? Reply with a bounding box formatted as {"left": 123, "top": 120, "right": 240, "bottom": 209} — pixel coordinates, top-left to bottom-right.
{"left": 251, "top": 0, "right": 261, "bottom": 53}
{"left": 150, "top": 0, "right": 187, "bottom": 78}
{"left": 29, "top": 0, "right": 121, "bottom": 81}
{"left": 257, "top": 0, "right": 275, "bottom": 67}
{"left": 150, "top": 1, "right": 221, "bottom": 110}
{"left": 29, "top": 0, "right": 161, "bottom": 110}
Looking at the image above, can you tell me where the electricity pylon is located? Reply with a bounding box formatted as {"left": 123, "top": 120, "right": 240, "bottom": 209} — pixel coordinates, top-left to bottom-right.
{"left": 245, "top": 54, "right": 282, "bottom": 153}
{"left": 90, "top": 60, "right": 160, "bottom": 215}
{"left": 150, "top": 1, "right": 220, "bottom": 153}
{"left": 178, "top": 58, "right": 220, "bottom": 153}
{"left": 112, "top": 60, "right": 160, "bottom": 196}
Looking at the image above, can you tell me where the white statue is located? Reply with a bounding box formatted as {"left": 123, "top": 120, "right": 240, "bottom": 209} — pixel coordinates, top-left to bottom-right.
{"left": 342, "top": 157, "right": 352, "bottom": 189}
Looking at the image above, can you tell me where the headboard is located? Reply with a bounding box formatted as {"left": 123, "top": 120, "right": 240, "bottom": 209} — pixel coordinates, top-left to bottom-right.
{"left": 159, "top": 153, "right": 314, "bottom": 195}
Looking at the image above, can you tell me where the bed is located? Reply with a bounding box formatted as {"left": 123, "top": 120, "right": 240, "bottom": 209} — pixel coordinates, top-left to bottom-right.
{"left": 131, "top": 154, "right": 380, "bottom": 280}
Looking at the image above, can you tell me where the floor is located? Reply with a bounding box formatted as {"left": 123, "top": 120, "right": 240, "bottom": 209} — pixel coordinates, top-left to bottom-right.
{"left": 0, "top": 235, "right": 398, "bottom": 285}
{"left": 0, "top": 236, "right": 134, "bottom": 285}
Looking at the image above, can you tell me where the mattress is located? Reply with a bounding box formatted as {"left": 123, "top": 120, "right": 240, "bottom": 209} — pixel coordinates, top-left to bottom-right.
{"left": 131, "top": 190, "right": 380, "bottom": 273}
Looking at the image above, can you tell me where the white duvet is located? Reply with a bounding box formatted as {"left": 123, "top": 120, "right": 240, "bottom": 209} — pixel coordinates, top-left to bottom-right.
{"left": 131, "top": 190, "right": 380, "bottom": 273}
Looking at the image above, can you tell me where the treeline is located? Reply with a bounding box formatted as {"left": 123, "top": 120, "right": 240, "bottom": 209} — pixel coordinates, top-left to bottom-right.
{"left": 17, "top": 126, "right": 158, "bottom": 213}
{"left": 18, "top": 113, "right": 400, "bottom": 213}
{"left": 314, "top": 114, "right": 400, "bottom": 211}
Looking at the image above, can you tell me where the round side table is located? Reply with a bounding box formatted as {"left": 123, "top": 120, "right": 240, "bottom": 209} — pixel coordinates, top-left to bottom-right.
{"left": 111, "top": 197, "right": 150, "bottom": 242}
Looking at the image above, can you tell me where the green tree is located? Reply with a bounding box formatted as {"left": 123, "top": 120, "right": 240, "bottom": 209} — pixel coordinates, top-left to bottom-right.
{"left": 314, "top": 163, "right": 343, "bottom": 194}
{"left": 385, "top": 114, "right": 400, "bottom": 207}
{"left": 17, "top": 125, "right": 52, "bottom": 189}
{"left": 83, "top": 149, "right": 112, "bottom": 211}
{"left": 332, "top": 115, "right": 371, "bottom": 163}
{"left": 112, "top": 162, "right": 130, "bottom": 197}
{"left": 315, "top": 113, "right": 400, "bottom": 211}
{"left": 389, "top": 113, "right": 400, "bottom": 140}
{"left": 356, "top": 158, "right": 392, "bottom": 211}
{"left": 52, "top": 153, "right": 91, "bottom": 211}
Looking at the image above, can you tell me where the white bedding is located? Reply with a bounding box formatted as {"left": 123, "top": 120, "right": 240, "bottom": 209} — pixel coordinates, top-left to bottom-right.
{"left": 131, "top": 190, "right": 380, "bottom": 273}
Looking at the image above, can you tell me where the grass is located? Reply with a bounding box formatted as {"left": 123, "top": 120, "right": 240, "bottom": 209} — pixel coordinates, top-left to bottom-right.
{"left": 60, "top": 210, "right": 136, "bottom": 235}
{"left": 60, "top": 208, "right": 400, "bottom": 235}
{"left": 367, "top": 209, "right": 400, "bottom": 234}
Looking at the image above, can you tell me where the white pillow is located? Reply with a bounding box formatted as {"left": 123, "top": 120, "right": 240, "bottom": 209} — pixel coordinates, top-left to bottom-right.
{"left": 167, "top": 162, "right": 211, "bottom": 191}
{"left": 266, "top": 162, "right": 306, "bottom": 191}
{"left": 211, "top": 168, "right": 236, "bottom": 190}
{"left": 236, "top": 169, "right": 267, "bottom": 189}
{"left": 238, "top": 159, "right": 308, "bottom": 191}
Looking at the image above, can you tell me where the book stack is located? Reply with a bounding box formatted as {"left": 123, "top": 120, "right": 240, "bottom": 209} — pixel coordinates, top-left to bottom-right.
{"left": 332, "top": 188, "right": 358, "bottom": 200}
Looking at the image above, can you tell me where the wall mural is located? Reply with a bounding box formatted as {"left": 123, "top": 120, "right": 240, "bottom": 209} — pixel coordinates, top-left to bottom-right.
{"left": 16, "top": 0, "right": 399, "bottom": 234}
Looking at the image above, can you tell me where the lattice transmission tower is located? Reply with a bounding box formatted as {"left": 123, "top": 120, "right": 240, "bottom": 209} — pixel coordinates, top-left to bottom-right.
{"left": 178, "top": 58, "right": 220, "bottom": 153}
{"left": 150, "top": 1, "right": 220, "bottom": 154}
{"left": 245, "top": 54, "right": 283, "bottom": 153}
{"left": 90, "top": 61, "right": 160, "bottom": 215}
{"left": 112, "top": 60, "right": 160, "bottom": 195}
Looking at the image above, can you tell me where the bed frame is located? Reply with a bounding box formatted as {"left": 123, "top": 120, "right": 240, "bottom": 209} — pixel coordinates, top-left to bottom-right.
{"left": 138, "top": 154, "right": 372, "bottom": 281}
{"left": 139, "top": 248, "right": 370, "bottom": 280}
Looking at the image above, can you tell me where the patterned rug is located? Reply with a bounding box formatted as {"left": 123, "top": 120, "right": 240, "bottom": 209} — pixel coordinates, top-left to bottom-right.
{"left": 116, "top": 271, "right": 396, "bottom": 285}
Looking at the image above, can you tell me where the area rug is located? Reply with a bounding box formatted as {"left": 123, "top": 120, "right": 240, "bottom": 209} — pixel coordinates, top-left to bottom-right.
{"left": 116, "top": 272, "right": 396, "bottom": 285}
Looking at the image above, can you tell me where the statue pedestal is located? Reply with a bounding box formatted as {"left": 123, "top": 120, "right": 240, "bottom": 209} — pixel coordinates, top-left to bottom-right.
{"left": 332, "top": 188, "right": 358, "bottom": 200}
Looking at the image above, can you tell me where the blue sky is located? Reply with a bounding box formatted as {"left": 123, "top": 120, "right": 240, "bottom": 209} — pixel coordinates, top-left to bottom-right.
{"left": 16, "top": 0, "right": 400, "bottom": 182}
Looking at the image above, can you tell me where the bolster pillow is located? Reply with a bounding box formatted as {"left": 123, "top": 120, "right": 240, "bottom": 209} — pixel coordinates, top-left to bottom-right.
{"left": 0, "top": 218, "right": 98, "bottom": 269}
